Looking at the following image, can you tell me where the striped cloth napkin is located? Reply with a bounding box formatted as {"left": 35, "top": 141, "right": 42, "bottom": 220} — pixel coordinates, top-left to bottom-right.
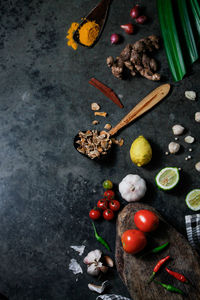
{"left": 97, "top": 295, "right": 131, "bottom": 300}
{"left": 185, "top": 214, "right": 200, "bottom": 251}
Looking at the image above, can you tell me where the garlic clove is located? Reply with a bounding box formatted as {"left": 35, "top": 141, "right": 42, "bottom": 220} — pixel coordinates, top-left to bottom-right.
{"left": 88, "top": 281, "right": 109, "bottom": 294}
{"left": 99, "top": 266, "right": 109, "bottom": 273}
{"left": 185, "top": 90, "right": 196, "bottom": 100}
{"left": 184, "top": 136, "right": 195, "bottom": 144}
{"left": 104, "top": 255, "right": 114, "bottom": 267}
{"left": 172, "top": 124, "right": 184, "bottom": 135}
{"left": 195, "top": 162, "right": 200, "bottom": 172}
{"left": 168, "top": 142, "right": 180, "bottom": 154}
{"left": 195, "top": 112, "right": 200, "bottom": 123}
{"left": 83, "top": 249, "right": 102, "bottom": 265}
{"left": 87, "top": 263, "right": 101, "bottom": 276}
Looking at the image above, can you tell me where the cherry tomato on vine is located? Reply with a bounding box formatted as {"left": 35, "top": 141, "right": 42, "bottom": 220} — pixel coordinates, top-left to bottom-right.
{"left": 134, "top": 210, "right": 159, "bottom": 232}
{"left": 104, "top": 190, "right": 115, "bottom": 200}
{"left": 109, "top": 200, "right": 120, "bottom": 211}
{"left": 103, "top": 209, "right": 114, "bottom": 221}
{"left": 97, "top": 198, "right": 108, "bottom": 210}
{"left": 103, "top": 180, "right": 113, "bottom": 190}
{"left": 89, "top": 208, "right": 101, "bottom": 220}
{"left": 121, "top": 229, "right": 147, "bottom": 254}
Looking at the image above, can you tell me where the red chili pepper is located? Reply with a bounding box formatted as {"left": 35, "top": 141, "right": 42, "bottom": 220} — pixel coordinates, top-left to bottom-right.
{"left": 148, "top": 255, "right": 170, "bottom": 283}
{"left": 165, "top": 267, "right": 188, "bottom": 283}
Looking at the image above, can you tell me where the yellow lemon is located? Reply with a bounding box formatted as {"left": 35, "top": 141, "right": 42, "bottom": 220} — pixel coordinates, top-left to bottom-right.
{"left": 130, "top": 136, "right": 152, "bottom": 167}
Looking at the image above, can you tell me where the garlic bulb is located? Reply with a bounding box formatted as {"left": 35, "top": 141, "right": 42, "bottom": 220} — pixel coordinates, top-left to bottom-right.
{"left": 119, "top": 174, "right": 146, "bottom": 202}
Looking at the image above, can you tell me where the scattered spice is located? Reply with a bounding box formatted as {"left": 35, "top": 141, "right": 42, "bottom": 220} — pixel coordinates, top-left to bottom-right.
{"left": 76, "top": 130, "right": 112, "bottom": 159}
{"left": 111, "top": 138, "right": 124, "bottom": 146}
{"left": 94, "top": 112, "right": 107, "bottom": 117}
{"left": 66, "top": 22, "right": 79, "bottom": 50}
{"left": 148, "top": 255, "right": 170, "bottom": 283}
{"left": 91, "top": 103, "right": 100, "bottom": 111}
{"left": 79, "top": 20, "right": 100, "bottom": 46}
{"left": 89, "top": 77, "right": 124, "bottom": 108}
{"left": 154, "top": 280, "right": 184, "bottom": 295}
{"left": 92, "top": 120, "right": 99, "bottom": 125}
{"left": 165, "top": 267, "right": 188, "bottom": 283}
{"left": 92, "top": 222, "right": 111, "bottom": 251}
{"left": 104, "top": 123, "right": 112, "bottom": 130}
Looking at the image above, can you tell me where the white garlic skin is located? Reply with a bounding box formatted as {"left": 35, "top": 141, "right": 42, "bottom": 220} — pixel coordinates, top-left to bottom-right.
{"left": 172, "top": 125, "right": 185, "bottom": 135}
{"left": 168, "top": 142, "right": 180, "bottom": 154}
{"left": 195, "top": 162, "right": 200, "bottom": 172}
{"left": 185, "top": 91, "right": 196, "bottom": 100}
{"left": 195, "top": 112, "right": 200, "bottom": 123}
{"left": 184, "top": 136, "right": 195, "bottom": 144}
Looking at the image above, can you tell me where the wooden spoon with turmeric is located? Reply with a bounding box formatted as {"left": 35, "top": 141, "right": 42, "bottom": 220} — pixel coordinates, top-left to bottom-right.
{"left": 73, "top": 0, "right": 111, "bottom": 48}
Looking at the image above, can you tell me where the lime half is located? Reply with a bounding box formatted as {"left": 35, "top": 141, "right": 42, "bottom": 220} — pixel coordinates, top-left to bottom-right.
{"left": 155, "top": 167, "right": 179, "bottom": 190}
{"left": 186, "top": 189, "right": 200, "bottom": 211}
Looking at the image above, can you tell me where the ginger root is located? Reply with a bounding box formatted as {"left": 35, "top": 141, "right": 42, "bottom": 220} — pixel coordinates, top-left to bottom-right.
{"left": 107, "top": 35, "right": 161, "bottom": 81}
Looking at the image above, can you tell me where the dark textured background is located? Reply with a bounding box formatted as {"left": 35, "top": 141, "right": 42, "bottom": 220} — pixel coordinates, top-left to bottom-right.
{"left": 0, "top": 0, "right": 199, "bottom": 299}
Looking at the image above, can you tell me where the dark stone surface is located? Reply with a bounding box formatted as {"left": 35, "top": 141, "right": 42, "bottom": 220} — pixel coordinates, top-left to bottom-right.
{"left": 0, "top": 0, "right": 199, "bottom": 299}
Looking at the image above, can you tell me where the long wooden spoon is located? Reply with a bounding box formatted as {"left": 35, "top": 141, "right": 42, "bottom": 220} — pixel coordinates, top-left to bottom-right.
{"left": 74, "top": 84, "right": 170, "bottom": 159}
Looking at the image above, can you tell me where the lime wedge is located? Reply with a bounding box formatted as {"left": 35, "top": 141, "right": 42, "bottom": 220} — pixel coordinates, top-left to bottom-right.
{"left": 155, "top": 167, "right": 179, "bottom": 190}
{"left": 185, "top": 189, "right": 200, "bottom": 211}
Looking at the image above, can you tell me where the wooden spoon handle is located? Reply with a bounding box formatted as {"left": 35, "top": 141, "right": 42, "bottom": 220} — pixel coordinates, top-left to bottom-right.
{"left": 108, "top": 84, "right": 170, "bottom": 136}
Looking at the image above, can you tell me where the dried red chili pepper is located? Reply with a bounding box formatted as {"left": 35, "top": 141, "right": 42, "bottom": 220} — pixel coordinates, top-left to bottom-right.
{"left": 148, "top": 255, "right": 170, "bottom": 283}
{"left": 165, "top": 267, "right": 188, "bottom": 283}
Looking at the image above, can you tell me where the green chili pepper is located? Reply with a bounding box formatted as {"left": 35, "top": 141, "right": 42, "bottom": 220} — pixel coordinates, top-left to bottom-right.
{"left": 151, "top": 242, "right": 169, "bottom": 253}
{"left": 154, "top": 280, "right": 184, "bottom": 295}
{"left": 92, "top": 222, "right": 111, "bottom": 251}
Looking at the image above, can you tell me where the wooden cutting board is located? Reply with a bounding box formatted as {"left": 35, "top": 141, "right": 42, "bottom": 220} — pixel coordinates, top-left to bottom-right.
{"left": 115, "top": 203, "right": 200, "bottom": 300}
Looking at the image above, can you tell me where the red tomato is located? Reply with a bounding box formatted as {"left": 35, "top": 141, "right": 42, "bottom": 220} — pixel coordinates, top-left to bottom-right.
{"left": 97, "top": 198, "right": 108, "bottom": 210}
{"left": 104, "top": 190, "right": 115, "bottom": 200}
{"left": 109, "top": 200, "right": 120, "bottom": 211}
{"left": 134, "top": 210, "right": 159, "bottom": 232}
{"left": 89, "top": 208, "right": 101, "bottom": 220}
{"left": 103, "top": 209, "right": 114, "bottom": 221}
{"left": 121, "top": 229, "right": 147, "bottom": 254}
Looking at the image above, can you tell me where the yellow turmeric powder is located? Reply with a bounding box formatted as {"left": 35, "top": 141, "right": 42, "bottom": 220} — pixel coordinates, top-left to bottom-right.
{"left": 66, "top": 22, "right": 79, "bottom": 50}
{"left": 79, "top": 20, "right": 100, "bottom": 46}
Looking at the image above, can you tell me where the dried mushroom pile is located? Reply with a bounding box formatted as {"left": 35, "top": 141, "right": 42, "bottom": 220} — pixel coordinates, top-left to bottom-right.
{"left": 107, "top": 35, "right": 160, "bottom": 81}
{"left": 76, "top": 130, "right": 112, "bottom": 159}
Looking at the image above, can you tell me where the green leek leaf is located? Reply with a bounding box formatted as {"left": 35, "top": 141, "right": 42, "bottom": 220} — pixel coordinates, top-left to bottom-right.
{"left": 157, "top": 0, "right": 186, "bottom": 82}
{"left": 189, "top": 0, "right": 200, "bottom": 38}
{"left": 177, "top": 0, "right": 198, "bottom": 64}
